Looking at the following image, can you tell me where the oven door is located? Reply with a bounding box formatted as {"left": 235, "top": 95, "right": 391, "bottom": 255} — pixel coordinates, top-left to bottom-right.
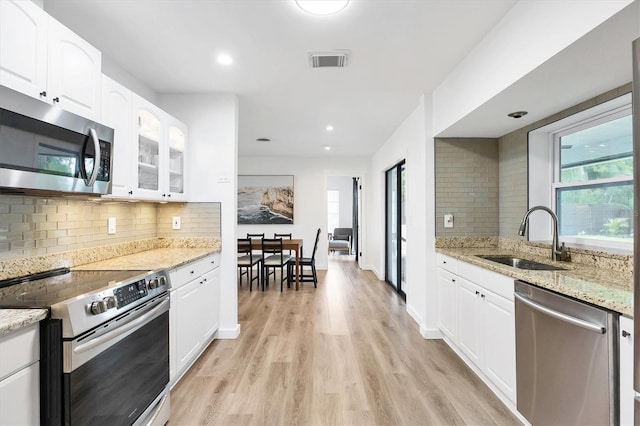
{"left": 63, "top": 295, "right": 169, "bottom": 425}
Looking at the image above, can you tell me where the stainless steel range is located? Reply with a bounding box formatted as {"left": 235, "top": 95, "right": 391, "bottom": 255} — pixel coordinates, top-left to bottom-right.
{"left": 0, "top": 267, "right": 171, "bottom": 426}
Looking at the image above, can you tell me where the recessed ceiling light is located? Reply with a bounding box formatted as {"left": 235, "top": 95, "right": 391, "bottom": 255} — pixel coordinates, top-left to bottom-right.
{"left": 217, "top": 53, "right": 233, "bottom": 65}
{"left": 507, "top": 111, "right": 528, "bottom": 118}
{"left": 326, "top": 125, "right": 334, "bottom": 132}
{"left": 256, "top": 138, "right": 271, "bottom": 142}
{"left": 324, "top": 145, "right": 331, "bottom": 151}
{"left": 296, "top": 0, "right": 349, "bottom": 15}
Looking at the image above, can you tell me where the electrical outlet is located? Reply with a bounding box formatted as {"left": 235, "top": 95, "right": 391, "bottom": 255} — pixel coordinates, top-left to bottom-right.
{"left": 108, "top": 217, "right": 116, "bottom": 234}
{"left": 172, "top": 216, "right": 181, "bottom": 230}
{"left": 444, "top": 214, "right": 454, "bottom": 228}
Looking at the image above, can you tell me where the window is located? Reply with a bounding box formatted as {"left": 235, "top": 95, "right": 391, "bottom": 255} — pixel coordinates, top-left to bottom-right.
{"left": 529, "top": 93, "right": 632, "bottom": 251}
{"left": 327, "top": 190, "right": 339, "bottom": 235}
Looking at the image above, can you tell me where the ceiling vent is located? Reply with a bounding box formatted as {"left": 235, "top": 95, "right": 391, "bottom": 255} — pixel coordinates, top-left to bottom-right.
{"left": 309, "top": 50, "right": 350, "bottom": 68}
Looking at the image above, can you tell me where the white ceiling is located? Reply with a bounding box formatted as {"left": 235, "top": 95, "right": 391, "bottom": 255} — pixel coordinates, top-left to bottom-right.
{"left": 42, "top": 0, "right": 517, "bottom": 157}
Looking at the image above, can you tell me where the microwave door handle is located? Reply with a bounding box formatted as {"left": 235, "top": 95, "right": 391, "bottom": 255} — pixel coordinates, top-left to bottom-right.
{"left": 83, "top": 128, "right": 100, "bottom": 187}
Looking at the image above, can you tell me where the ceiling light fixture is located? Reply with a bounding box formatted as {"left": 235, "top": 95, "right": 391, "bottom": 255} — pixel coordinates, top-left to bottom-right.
{"left": 324, "top": 145, "right": 331, "bottom": 151}
{"left": 326, "top": 125, "right": 334, "bottom": 132}
{"left": 296, "top": 0, "right": 349, "bottom": 15}
{"left": 217, "top": 53, "right": 233, "bottom": 65}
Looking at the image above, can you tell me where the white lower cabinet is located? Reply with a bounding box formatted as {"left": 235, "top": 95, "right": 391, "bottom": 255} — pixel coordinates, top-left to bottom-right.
{"left": 0, "top": 324, "right": 40, "bottom": 425}
{"left": 437, "top": 254, "right": 516, "bottom": 406}
{"left": 619, "top": 315, "right": 634, "bottom": 426}
{"left": 437, "top": 268, "right": 458, "bottom": 342}
{"left": 169, "top": 253, "right": 220, "bottom": 385}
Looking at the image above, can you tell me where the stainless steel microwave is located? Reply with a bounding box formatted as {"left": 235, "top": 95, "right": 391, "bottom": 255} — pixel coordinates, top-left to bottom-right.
{"left": 0, "top": 85, "right": 114, "bottom": 195}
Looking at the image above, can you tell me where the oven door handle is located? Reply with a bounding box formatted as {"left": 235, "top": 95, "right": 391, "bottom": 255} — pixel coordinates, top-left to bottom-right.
{"left": 74, "top": 298, "right": 169, "bottom": 354}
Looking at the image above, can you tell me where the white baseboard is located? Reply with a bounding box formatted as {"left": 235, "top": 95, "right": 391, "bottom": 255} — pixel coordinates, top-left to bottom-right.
{"left": 216, "top": 323, "right": 241, "bottom": 339}
{"left": 406, "top": 303, "right": 423, "bottom": 327}
{"left": 420, "top": 327, "right": 442, "bottom": 339}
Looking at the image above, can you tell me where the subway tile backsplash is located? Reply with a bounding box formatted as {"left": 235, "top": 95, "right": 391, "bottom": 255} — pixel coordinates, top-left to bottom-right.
{"left": 435, "top": 138, "right": 499, "bottom": 237}
{"left": 0, "top": 195, "right": 221, "bottom": 261}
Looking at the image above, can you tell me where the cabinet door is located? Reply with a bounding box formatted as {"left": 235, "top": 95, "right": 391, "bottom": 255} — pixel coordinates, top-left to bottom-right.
{"left": 457, "top": 278, "right": 481, "bottom": 367}
{"left": 0, "top": 0, "right": 48, "bottom": 99}
{"left": 0, "top": 362, "right": 39, "bottom": 425}
{"left": 47, "top": 17, "right": 101, "bottom": 120}
{"left": 437, "top": 269, "right": 458, "bottom": 342}
{"left": 620, "top": 316, "right": 634, "bottom": 426}
{"left": 174, "top": 279, "right": 203, "bottom": 374}
{"left": 482, "top": 290, "right": 516, "bottom": 403}
{"left": 200, "top": 268, "right": 220, "bottom": 341}
{"left": 101, "top": 75, "right": 134, "bottom": 198}
{"left": 133, "top": 95, "right": 164, "bottom": 200}
{"left": 166, "top": 117, "right": 188, "bottom": 201}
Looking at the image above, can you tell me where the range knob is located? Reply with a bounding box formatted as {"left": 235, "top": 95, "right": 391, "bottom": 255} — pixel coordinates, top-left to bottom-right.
{"left": 90, "top": 300, "right": 107, "bottom": 315}
{"left": 148, "top": 278, "right": 159, "bottom": 289}
{"left": 158, "top": 276, "right": 167, "bottom": 288}
{"left": 104, "top": 296, "right": 116, "bottom": 309}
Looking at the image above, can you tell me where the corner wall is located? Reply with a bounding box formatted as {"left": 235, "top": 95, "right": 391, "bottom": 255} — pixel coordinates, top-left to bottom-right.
{"left": 158, "top": 92, "right": 240, "bottom": 339}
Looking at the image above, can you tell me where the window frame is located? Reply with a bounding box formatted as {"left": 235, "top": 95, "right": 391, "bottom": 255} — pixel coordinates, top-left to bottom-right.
{"left": 527, "top": 92, "right": 632, "bottom": 252}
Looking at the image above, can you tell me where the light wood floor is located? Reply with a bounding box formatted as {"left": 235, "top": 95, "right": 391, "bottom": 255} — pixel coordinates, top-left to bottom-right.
{"left": 168, "top": 256, "right": 520, "bottom": 425}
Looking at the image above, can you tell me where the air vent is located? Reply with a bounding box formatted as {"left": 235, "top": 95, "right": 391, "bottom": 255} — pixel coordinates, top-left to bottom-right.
{"left": 309, "top": 50, "right": 350, "bottom": 68}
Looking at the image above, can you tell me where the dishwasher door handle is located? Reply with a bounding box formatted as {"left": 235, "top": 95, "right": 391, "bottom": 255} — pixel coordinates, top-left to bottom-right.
{"left": 514, "top": 292, "right": 606, "bottom": 334}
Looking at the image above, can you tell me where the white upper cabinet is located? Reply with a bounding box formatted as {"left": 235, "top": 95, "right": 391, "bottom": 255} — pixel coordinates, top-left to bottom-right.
{"left": 134, "top": 95, "right": 164, "bottom": 200}
{"left": 101, "top": 75, "right": 134, "bottom": 198}
{"left": 0, "top": 0, "right": 101, "bottom": 120}
{"left": 0, "top": 0, "right": 47, "bottom": 98}
{"left": 46, "top": 17, "right": 101, "bottom": 120}
{"left": 131, "top": 94, "right": 188, "bottom": 201}
{"left": 166, "top": 117, "right": 188, "bottom": 201}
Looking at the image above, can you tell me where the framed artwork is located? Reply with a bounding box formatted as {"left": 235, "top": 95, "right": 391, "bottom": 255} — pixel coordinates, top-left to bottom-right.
{"left": 237, "top": 175, "right": 294, "bottom": 224}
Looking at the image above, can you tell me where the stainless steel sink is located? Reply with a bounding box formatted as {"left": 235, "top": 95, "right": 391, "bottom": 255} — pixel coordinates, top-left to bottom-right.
{"left": 476, "top": 255, "right": 566, "bottom": 271}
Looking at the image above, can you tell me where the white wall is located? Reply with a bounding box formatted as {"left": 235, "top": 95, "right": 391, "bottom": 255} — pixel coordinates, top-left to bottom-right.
{"left": 432, "top": 0, "right": 633, "bottom": 136}
{"left": 327, "top": 176, "right": 353, "bottom": 231}
{"left": 238, "top": 156, "right": 368, "bottom": 270}
{"left": 367, "top": 95, "right": 433, "bottom": 335}
{"left": 159, "top": 92, "right": 240, "bottom": 339}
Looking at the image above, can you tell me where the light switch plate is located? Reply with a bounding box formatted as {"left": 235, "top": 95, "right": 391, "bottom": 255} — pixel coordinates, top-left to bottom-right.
{"left": 108, "top": 217, "right": 116, "bottom": 234}
{"left": 172, "top": 216, "right": 181, "bottom": 230}
{"left": 444, "top": 214, "right": 454, "bottom": 228}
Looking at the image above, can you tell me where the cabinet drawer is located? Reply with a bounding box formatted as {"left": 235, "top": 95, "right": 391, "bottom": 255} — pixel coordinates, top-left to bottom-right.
{"left": 437, "top": 253, "right": 458, "bottom": 274}
{"left": 0, "top": 324, "right": 39, "bottom": 380}
{"left": 170, "top": 253, "right": 220, "bottom": 290}
{"left": 457, "top": 261, "right": 513, "bottom": 300}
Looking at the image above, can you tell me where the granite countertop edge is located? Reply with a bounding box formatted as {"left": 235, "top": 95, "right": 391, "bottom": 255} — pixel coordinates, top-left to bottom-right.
{"left": 436, "top": 247, "right": 633, "bottom": 318}
{"left": 0, "top": 309, "right": 48, "bottom": 337}
{"left": 0, "top": 247, "right": 221, "bottom": 336}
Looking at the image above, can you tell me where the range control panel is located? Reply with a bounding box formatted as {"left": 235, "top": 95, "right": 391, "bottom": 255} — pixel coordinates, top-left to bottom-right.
{"left": 114, "top": 279, "right": 148, "bottom": 308}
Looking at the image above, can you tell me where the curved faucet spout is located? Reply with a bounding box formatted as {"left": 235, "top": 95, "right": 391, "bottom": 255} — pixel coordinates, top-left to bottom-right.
{"left": 518, "top": 206, "right": 571, "bottom": 262}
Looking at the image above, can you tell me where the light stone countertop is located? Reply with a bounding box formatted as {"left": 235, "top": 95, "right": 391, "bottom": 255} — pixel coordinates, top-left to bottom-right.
{"left": 72, "top": 247, "right": 219, "bottom": 271}
{"left": 0, "top": 246, "right": 219, "bottom": 336}
{"left": 0, "top": 309, "right": 48, "bottom": 337}
{"left": 436, "top": 247, "right": 633, "bottom": 318}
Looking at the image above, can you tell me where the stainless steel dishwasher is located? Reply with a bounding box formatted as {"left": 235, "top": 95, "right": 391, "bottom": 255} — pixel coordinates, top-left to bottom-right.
{"left": 514, "top": 280, "right": 618, "bottom": 425}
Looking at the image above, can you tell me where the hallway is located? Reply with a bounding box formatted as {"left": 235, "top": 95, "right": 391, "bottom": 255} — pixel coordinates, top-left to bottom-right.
{"left": 168, "top": 256, "right": 518, "bottom": 425}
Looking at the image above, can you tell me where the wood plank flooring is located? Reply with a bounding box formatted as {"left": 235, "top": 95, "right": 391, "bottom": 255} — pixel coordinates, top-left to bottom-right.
{"left": 168, "top": 256, "right": 520, "bottom": 425}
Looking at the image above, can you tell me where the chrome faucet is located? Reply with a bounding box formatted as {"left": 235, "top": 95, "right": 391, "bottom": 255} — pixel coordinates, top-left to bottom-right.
{"left": 518, "top": 206, "right": 571, "bottom": 262}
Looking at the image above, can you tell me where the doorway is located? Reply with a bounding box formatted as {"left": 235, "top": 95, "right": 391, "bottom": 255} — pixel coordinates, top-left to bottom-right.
{"left": 327, "top": 176, "right": 361, "bottom": 264}
{"left": 385, "top": 161, "right": 406, "bottom": 299}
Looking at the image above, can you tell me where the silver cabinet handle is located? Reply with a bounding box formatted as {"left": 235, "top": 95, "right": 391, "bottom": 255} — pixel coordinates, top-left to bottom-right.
{"left": 514, "top": 293, "right": 605, "bottom": 334}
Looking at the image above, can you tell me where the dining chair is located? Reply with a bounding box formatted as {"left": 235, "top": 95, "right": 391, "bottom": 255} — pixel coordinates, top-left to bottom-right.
{"left": 261, "top": 238, "right": 292, "bottom": 291}
{"left": 270, "top": 233, "right": 293, "bottom": 281}
{"left": 288, "top": 228, "right": 321, "bottom": 288}
{"left": 237, "top": 238, "right": 261, "bottom": 291}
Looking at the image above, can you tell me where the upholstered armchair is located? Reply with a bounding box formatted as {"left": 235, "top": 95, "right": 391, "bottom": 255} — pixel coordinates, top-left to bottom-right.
{"left": 328, "top": 227, "right": 352, "bottom": 254}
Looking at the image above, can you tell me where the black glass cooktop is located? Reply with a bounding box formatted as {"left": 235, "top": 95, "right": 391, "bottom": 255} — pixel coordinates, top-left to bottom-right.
{"left": 0, "top": 268, "right": 148, "bottom": 308}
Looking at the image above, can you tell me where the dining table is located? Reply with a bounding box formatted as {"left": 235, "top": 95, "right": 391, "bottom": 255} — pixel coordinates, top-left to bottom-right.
{"left": 245, "top": 238, "right": 304, "bottom": 290}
